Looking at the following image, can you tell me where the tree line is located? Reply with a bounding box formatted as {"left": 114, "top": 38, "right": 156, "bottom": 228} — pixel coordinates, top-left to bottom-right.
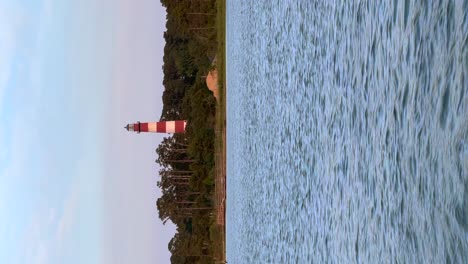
{"left": 156, "top": 0, "right": 219, "bottom": 263}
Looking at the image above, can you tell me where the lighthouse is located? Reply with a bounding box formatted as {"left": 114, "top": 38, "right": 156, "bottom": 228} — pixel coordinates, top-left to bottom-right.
{"left": 125, "top": 120, "right": 187, "bottom": 134}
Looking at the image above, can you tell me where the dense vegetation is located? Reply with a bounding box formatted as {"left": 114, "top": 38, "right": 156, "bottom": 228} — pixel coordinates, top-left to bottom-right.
{"left": 156, "top": 0, "right": 220, "bottom": 263}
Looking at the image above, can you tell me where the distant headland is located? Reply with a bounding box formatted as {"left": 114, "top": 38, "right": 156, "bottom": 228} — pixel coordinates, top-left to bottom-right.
{"left": 156, "top": 0, "right": 226, "bottom": 263}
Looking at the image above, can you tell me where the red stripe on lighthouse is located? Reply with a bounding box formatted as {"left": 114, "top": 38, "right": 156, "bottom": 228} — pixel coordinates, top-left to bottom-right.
{"left": 157, "top": 122, "right": 166, "bottom": 133}
{"left": 140, "top": 123, "right": 149, "bottom": 132}
{"left": 175, "top": 121, "right": 185, "bottom": 133}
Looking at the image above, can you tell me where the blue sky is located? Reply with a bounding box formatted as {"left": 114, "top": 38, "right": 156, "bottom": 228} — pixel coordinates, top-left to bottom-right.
{"left": 0, "top": 0, "right": 174, "bottom": 263}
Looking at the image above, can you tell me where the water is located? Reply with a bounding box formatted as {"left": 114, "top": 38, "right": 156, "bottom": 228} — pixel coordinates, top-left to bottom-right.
{"left": 226, "top": 1, "right": 468, "bottom": 263}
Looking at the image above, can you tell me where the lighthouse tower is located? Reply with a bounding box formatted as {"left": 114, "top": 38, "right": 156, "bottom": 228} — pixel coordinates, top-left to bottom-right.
{"left": 125, "top": 120, "right": 187, "bottom": 134}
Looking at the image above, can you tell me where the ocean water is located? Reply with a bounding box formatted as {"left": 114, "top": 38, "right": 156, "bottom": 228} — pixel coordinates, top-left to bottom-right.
{"left": 226, "top": 1, "right": 468, "bottom": 263}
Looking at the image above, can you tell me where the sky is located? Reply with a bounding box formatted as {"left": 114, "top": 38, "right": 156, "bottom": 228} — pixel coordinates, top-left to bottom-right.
{"left": 0, "top": 0, "right": 175, "bottom": 263}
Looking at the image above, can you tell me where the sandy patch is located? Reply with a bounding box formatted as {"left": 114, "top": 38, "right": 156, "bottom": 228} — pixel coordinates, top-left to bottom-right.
{"left": 206, "top": 69, "right": 219, "bottom": 100}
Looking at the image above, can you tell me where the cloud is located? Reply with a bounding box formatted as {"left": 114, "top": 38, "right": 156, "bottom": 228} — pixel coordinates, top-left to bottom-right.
{"left": 20, "top": 209, "right": 53, "bottom": 264}
{"left": 0, "top": 0, "right": 55, "bottom": 114}
{"left": 0, "top": 1, "right": 27, "bottom": 113}
{"left": 0, "top": 0, "right": 57, "bottom": 183}
{"left": 28, "top": 0, "right": 55, "bottom": 98}
{"left": 55, "top": 187, "right": 79, "bottom": 247}
{"left": 18, "top": 187, "right": 79, "bottom": 264}
{"left": 34, "top": 242, "right": 50, "bottom": 264}
{"left": 48, "top": 207, "right": 57, "bottom": 225}
{"left": 42, "top": 0, "right": 53, "bottom": 18}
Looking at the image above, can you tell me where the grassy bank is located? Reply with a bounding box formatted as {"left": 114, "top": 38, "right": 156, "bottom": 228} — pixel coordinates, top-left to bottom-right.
{"left": 216, "top": 0, "right": 226, "bottom": 109}
{"left": 212, "top": 0, "right": 226, "bottom": 262}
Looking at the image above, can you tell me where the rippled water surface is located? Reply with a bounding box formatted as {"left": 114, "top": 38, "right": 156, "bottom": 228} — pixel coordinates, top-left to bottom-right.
{"left": 226, "top": 1, "right": 468, "bottom": 263}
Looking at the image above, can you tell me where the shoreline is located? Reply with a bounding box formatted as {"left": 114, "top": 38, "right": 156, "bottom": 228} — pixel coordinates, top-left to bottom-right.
{"left": 213, "top": 0, "right": 226, "bottom": 262}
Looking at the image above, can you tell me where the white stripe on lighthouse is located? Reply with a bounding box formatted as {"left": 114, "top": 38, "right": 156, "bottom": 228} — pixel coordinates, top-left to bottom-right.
{"left": 166, "top": 121, "right": 176, "bottom": 133}
{"left": 148, "top": 122, "right": 157, "bottom": 132}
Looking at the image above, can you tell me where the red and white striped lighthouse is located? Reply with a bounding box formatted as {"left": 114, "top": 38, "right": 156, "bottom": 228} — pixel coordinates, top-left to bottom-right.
{"left": 125, "top": 120, "right": 187, "bottom": 134}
